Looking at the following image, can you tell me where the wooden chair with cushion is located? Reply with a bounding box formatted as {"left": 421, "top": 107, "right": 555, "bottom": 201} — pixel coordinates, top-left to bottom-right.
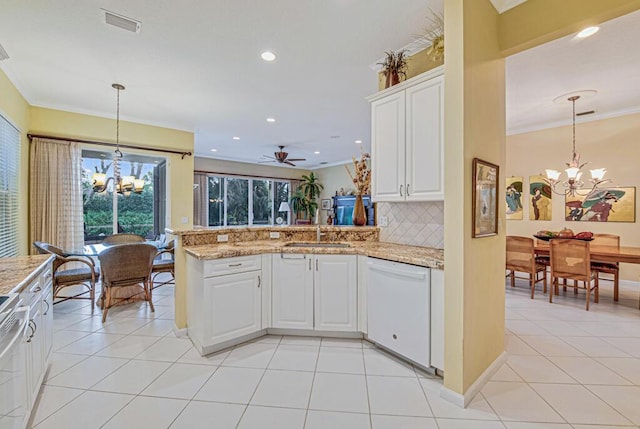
{"left": 152, "top": 240, "right": 175, "bottom": 289}
{"left": 101, "top": 233, "right": 146, "bottom": 245}
{"left": 590, "top": 234, "right": 620, "bottom": 301}
{"left": 506, "top": 236, "right": 547, "bottom": 299}
{"left": 98, "top": 243, "right": 157, "bottom": 322}
{"left": 549, "top": 239, "right": 599, "bottom": 310}
{"left": 33, "top": 241, "right": 99, "bottom": 309}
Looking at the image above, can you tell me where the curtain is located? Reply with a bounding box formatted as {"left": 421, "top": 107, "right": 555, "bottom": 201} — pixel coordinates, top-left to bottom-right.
{"left": 30, "top": 138, "right": 84, "bottom": 253}
{"left": 193, "top": 173, "right": 209, "bottom": 227}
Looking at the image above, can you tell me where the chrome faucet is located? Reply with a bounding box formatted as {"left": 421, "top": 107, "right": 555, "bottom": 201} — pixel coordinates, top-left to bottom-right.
{"left": 315, "top": 208, "right": 326, "bottom": 243}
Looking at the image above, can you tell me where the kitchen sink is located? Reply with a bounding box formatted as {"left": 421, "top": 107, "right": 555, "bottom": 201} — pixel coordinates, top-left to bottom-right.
{"left": 284, "top": 242, "right": 351, "bottom": 248}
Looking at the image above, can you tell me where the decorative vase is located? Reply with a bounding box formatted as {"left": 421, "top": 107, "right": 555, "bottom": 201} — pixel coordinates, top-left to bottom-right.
{"left": 384, "top": 71, "right": 401, "bottom": 89}
{"left": 353, "top": 194, "right": 367, "bottom": 226}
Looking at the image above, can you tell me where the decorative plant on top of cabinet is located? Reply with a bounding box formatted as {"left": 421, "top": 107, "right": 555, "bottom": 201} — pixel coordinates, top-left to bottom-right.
{"left": 378, "top": 50, "right": 408, "bottom": 89}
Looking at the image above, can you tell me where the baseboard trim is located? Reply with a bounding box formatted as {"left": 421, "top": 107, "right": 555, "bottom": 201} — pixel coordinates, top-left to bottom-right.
{"left": 440, "top": 351, "right": 507, "bottom": 408}
{"left": 173, "top": 325, "right": 188, "bottom": 338}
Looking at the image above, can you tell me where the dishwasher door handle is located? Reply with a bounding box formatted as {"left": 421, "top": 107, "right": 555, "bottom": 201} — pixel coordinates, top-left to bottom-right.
{"left": 368, "top": 263, "right": 427, "bottom": 280}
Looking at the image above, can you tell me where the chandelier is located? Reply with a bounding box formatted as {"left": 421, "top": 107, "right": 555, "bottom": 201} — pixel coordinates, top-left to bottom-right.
{"left": 91, "top": 83, "right": 144, "bottom": 196}
{"left": 544, "top": 95, "right": 610, "bottom": 197}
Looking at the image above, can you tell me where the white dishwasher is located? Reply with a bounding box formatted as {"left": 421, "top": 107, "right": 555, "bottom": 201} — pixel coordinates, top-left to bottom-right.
{"left": 367, "top": 258, "right": 431, "bottom": 368}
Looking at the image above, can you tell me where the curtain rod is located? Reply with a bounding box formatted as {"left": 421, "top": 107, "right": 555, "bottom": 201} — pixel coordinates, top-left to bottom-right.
{"left": 194, "top": 169, "right": 300, "bottom": 182}
{"left": 27, "top": 133, "right": 193, "bottom": 159}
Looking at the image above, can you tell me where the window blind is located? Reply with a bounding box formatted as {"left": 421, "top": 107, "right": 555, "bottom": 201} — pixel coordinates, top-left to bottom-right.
{"left": 0, "top": 113, "right": 20, "bottom": 257}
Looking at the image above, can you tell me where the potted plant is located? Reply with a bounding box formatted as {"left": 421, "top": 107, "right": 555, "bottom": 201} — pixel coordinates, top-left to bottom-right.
{"left": 378, "top": 50, "right": 408, "bottom": 88}
{"left": 300, "top": 172, "right": 324, "bottom": 222}
{"left": 289, "top": 188, "right": 309, "bottom": 222}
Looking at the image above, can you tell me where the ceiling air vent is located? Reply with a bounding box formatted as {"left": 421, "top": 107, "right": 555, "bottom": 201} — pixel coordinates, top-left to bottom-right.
{"left": 102, "top": 9, "right": 141, "bottom": 34}
{"left": 0, "top": 43, "right": 9, "bottom": 61}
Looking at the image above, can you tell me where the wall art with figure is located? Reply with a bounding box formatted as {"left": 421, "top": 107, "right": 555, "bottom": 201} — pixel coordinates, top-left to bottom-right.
{"left": 506, "top": 176, "right": 523, "bottom": 220}
{"left": 565, "top": 187, "right": 636, "bottom": 223}
{"left": 472, "top": 158, "right": 499, "bottom": 238}
{"left": 529, "top": 175, "right": 552, "bottom": 221}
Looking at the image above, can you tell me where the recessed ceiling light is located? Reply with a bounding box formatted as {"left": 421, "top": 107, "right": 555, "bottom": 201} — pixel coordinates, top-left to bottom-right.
{"left": 266, "top": 118, "right": 276, "bottom": 123}
{"left": 314, "top": 151, "right": 320, "bottom": 155}
{"left": 261, "top": 51, "right": 277, "bottom": 61}
{"left": 232, "top": 136, "right": 240, "bottom": 140}
{"left": 577, "top": 26, "right": 599, "bottom": 38}
{"left": 210, "top": 149, "right": 217, "bottom": 152}
{"left": 355, "top": 140, "right": 363, "bottom": 144}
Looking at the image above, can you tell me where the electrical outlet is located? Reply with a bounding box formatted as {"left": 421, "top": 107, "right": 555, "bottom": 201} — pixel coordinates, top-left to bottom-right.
{"left": 379, "top": 216, "right": 388, "bottom": 227}
{"left": 217, "top": 234, "right": 229, "bottom": 242}
{"left": 270, "top": 232, "right": 280, "bottom": 239}
{"left": 180, "top": 216, "right": 188, "bottom": 224}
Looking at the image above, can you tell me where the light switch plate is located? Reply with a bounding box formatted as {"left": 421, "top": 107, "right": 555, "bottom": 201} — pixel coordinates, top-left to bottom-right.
{"left": 180, "top": 216, "right": 188, "bottom": 224}
{"left": 270, "top": 232, "right": 280, "bottom": 239}
{"left": 217, "top": 234, "right": 229, "bottom": 242}
{"left": 379, "top": 216, "right": 388, "bottom": 227}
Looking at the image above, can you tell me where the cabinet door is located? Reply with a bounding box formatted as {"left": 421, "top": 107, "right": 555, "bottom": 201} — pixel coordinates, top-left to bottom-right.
{"left": 405, "top": 76, "right": 444, "bottom": 201}
{"left": 27, "top": 303, "right": 43, "bottom": 406}
{"left": 272, "top": 254, "right": 314, "bottom": 329}
{"left": 42, "top": 283, "right": 54, "bottom": 363}
{"left": 204, "top": 271, "right": 261, "bottom": 345}
{"left": 314, "top": 255, "right": 357, "bottom": 332}
{"left": 371, "top": 91, "right": 406, "bottom": 202}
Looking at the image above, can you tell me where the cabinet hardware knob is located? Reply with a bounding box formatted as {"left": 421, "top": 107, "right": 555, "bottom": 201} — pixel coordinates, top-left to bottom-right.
{"left": 399, "top": 185, "right": 403, "bottom": 197}
{"left": 407, "top": 184, "right": 410, "bottom": 196}
{"left": 392, "top": 334, "right": 397, "bottom": 340}
{"left": 33, "top": 286, "right": 42, "bottom": 293}
{"left": 228, "top": 263, "right": 242, "bottom": 267}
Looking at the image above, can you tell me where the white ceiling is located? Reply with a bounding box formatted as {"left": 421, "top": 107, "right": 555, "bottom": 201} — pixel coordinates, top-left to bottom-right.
{"left": 0, "top": 0, "right": 441, "bottom": 169}
{"left": 506, "top": 8, "right": 640, "bottom": 135}
{"left": 2, "top": 2, "right": 638, "bottom": 167}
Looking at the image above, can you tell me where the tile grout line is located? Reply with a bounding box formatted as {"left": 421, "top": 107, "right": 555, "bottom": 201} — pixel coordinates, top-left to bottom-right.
{"left": 302, "top": 337, "right": 324, "bottom": 428}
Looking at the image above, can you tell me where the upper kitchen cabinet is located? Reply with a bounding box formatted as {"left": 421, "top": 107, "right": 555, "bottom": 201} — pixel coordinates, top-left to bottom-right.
{"left": 368, "top": 66, "right": 444, "bottom": 202}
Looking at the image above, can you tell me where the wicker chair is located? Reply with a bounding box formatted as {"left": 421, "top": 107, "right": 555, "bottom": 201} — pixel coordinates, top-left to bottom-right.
{"left": 590, "top": 234, "right": 620, "bottom": 302}
{"left": 102, "top": 233, "right": 146, "bottom": 245}
{"left": 506, "top": 236, "right": 547, "bottom": 299}
{"left": 152, "top": 240, "right": 175, "bottom": 289}
{"left": 98, "top": 243, "right": 157, "bottom": 322}
{"left": 550, "top": 239, "right": 599, "bottom": 310}
{"left": 33, "top": 241, "right": 99, "bottom": 309}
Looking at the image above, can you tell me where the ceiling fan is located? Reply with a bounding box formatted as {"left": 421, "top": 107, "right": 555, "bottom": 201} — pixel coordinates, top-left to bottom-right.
{"left": 260, "top": 145, "right": 306, "bottom": 167}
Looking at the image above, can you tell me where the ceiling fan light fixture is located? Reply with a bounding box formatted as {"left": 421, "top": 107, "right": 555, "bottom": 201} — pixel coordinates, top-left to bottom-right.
{"left": 577, "top": 26, "right": 599, "bottom": 38}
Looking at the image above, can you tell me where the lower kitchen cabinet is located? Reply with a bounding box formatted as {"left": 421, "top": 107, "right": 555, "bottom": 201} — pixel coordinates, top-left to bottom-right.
{"left": 187, "top": 255, "right": 264, "bottom": 355}
{"left": 430, "top": 269, "right": 444, "bottom": 371}
{"left": 272, "top": 254, "right": 357, "bottom": 332}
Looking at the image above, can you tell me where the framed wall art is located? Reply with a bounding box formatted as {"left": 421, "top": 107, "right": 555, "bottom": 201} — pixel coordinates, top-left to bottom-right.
{"left": 506, "top": 176, "right": 524, "bottom": 220}
{"left": 472, "top": 158, "right": 499, "bottom": 238}
{"left": 565, "top": 187, "right": 636, "bottom": 223}
{"left": 321, "top": 199, "right": 331, "bottom": 210}
{"left": 529, "top": 175, "right": 552, "bottom": 221}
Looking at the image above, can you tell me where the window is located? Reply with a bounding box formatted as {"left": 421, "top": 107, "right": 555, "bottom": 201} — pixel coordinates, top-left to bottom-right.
{"left": 203, "top": 175, "right": 290, "bottom": 227}
{"left": 0, "top": 114, "right": 19, "bottom": 257}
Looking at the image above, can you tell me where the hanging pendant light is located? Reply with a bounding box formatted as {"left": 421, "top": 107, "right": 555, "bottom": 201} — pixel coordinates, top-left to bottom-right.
{"left": 544, "top": 95, "right": 610, "bottom": 197}
{"left": 91, "top": 83, "right": 144, "bottom": 195}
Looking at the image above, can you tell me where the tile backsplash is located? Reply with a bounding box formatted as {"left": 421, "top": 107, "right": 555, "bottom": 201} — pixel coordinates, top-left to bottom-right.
{"left": 377, "top": 201, "right": 444, "bottom": 248}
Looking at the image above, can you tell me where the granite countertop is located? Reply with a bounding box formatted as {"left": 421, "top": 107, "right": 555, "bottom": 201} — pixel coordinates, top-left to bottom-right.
{"left": 184, "top": 240, "right": 444, "bottom": 270}
{"left": 0, "top": 254, "right": 54, "bottom": 295}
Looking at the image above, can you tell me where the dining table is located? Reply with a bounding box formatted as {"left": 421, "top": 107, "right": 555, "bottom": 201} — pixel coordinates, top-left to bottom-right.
{"left": 534, "top": 240, "right": 640, "bottom": 301}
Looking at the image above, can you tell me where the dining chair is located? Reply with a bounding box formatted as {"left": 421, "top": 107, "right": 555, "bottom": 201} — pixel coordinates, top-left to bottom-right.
{"left": 590, "top": 234, "right": 620, "bottom": 301}
{"left": 33, "top": 241, "right": 99, "bottom": 309}
{"left": 101, "top": 233, "right": 146, "bottom": 245}
{"left": 151, "top": 239, "right": 175, "bottom": 289}
{"left": 506, "top": 236, "right": 548, "bottom": 299}
{"left": 98, "top": 243, "right": 157, "bottom": 322}
{"left": 549, "top": 239, "right": 599, "bottom": 310}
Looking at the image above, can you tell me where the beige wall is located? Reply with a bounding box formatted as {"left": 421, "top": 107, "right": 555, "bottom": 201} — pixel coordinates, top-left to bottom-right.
{"left": 195, "top": 156, "right": 309, "bottom": 181}
{"left": 444, "top": 0, "right": 506, "bottom": 395}
{"left": 313, "top": 162, "right": 354, "bottom": 201}
{"left": 499, "top": 0, "right": 640, "bottom": 55}
{"left": 506, "top": 112, "right": 640, "bottom": 281}
{"left": 0, "top": 69, "right": 31, "bottom": 255}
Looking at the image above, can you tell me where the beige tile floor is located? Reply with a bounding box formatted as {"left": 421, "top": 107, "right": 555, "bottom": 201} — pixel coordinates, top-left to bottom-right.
{"left": 28, "top": 275, "right": 640, "bottom": 428}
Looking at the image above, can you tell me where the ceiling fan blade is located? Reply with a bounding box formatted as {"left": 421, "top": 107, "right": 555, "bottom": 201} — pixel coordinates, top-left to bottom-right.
{"left": 284, "top": 161, "right": 296, "bottom": 166}
{"left": 258, "top": 160, "right": 277, "bottom": 164}
{"left": 261, "top": 155, "right": 276, "bottom": 160}
{"left": 286, "top": 158, "right": 306, "bottom": 162}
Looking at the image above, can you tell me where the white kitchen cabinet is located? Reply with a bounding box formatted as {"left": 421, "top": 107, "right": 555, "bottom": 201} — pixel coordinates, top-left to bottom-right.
{"left": 368, "top": 66, "right": 444, "bottom": 202}
{"left": 314, "top": 255, "right": 357, "bottom": 332}
{"left": 271, "top": 254, "right": 314, "bottom": 329}
{"left": 367, "top": 258, "right": 431, "bottom": 368}
{"left": 430, "top": 269, "right": 444, "bottom": 371}
{"left": 187, "top": 255, "right": 264, "bottom": 355}
{"left": 272, "top": 253, "right": 357, "bottom": 332}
